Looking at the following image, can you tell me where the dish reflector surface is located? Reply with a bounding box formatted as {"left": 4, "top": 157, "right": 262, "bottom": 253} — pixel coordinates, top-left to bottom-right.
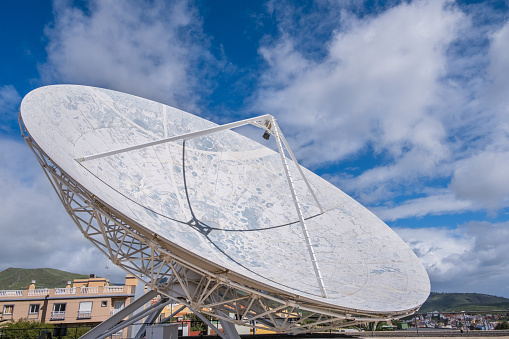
{"left": 20, "top": 85, "right": 430, "bottom": 313}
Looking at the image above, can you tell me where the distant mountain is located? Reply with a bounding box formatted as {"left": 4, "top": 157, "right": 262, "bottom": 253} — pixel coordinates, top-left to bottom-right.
{"left": 0, "top": 268, "right": 90, "bottom": 290}
{"left": 420, "top": 292, "right": 509, "bottom": 312}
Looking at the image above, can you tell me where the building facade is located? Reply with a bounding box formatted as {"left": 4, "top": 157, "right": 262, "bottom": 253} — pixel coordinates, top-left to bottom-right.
{"left": 0, "top": 275, "right": 138, "bottom": 337}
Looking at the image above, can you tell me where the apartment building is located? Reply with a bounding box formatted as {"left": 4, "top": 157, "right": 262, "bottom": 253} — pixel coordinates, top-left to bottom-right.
{"left": 0, "top": 274, "right": 138, "bottom": 336}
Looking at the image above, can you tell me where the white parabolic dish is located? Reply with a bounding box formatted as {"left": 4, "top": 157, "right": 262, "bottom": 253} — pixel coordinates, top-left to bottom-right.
{"left": 20, "top": 85, "right": 430, "bottom": 314}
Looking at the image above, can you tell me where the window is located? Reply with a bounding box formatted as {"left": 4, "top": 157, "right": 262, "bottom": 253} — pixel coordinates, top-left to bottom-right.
{"left": 112, "top": 301, "right": 124, "bottom": 315}
{"left": 3, "top": 305, "right": 14, "bottom": 315}
{"left": 28, "top": 304, "right": 40, "bottom": 318}
{"left": 29, "top": 304, "right": 40, "bottom": 314}
{"left": 51, "top": 303, "right": 66, "bottom": 320}
{"left": 101, "top": 300, "right": 108, "bottom": 307}
{"left": 77, "top": 301, "right": 92, "bottom": 319}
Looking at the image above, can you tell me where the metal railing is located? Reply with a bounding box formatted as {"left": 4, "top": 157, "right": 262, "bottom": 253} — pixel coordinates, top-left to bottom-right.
{"left": 77, "top": 311, "right": 92, "bottom": 319}
{"left": 50, "top": 311, "right": 66, "bottom": 320}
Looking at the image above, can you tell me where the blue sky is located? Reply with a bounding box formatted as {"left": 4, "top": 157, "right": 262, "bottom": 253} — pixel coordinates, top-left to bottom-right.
{"left": 1, "top": 0, "right": 509, "bottom": 299}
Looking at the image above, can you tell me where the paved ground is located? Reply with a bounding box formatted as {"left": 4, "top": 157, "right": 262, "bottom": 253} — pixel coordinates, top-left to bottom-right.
{"left": 360, "top": 337, "right": 509, "bottom": 339}
{"left": 233, "top": 330, "right": 509, "bottom": 339}
{"left": 359, "top": 330, "right": 509, "bottom": 338}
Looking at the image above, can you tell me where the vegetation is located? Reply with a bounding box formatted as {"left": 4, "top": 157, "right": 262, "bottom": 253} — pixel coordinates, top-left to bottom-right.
{"left": 496, "top": 320, "right": 509, "bottom": 330}
{"left": 184, "top": 312, "right": 209, "bottom": 333}
{"left": 0, "top": 268, "right": 89, "bottom": 290}
{"left": 419, "top": 292, "right": 509, "bottom": 312}
{"left": 0, "top": 319, "right": 90, "bottom": 339}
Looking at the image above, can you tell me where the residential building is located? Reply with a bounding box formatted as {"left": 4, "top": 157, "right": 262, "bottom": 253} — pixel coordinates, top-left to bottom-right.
{"left": 0, "top": 274, "right": 138, "bottom": 338}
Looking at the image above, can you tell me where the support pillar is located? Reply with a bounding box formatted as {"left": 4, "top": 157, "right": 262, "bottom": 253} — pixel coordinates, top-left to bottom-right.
{"left": 79, "top": 290, "right": 158, "bottom": 339}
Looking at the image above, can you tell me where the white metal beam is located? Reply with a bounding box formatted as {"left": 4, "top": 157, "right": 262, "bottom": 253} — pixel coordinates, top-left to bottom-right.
{"left": 271, "top": 117, "right": 328, "bottom": 298}
{"left": 75, "top": 114, "right": 272, "bottom": 162}
{"left": 78, "top": 289, "right": 158, "bottom": 339}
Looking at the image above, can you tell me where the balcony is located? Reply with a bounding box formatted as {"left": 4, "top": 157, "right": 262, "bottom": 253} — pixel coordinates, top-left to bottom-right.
{"left": 27, "top": 288, "right": 50, "bottom": 296}
{"left": 0, "top": 290, "right": 22, "bottom": 297}
{"left": 77, "top": 311, "right": 92, "bottom": 319}
{"left": 51, "top": 311, "right": 66, "bottom": 320}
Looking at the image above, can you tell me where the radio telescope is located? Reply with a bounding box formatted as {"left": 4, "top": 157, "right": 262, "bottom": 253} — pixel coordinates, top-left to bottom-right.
{"left": 20, "top": 85, "right": 429, "bottom": 339}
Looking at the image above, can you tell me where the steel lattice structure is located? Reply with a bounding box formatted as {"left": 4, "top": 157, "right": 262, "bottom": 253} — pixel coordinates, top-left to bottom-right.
{"left": 20, "top": 115, "right": 417, "bottom": 335}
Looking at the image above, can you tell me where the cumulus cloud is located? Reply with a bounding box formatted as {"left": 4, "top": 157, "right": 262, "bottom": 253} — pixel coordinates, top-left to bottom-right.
{"left": 450, "top": 152, "right": 509, "bottom": 209}
{"left": 486, "top": 18, "right": 509, "bottom": 104}
{"left": 40, "top": 0, "right": 216, "bottom": 112}
{"left": 396, "top": 221, "right": 509, "bottom": 296}
{"left": 254, "top": 0, "right": 509, "bottom": 218}
{"left": 253, "top": 0, "right": 464, "bottom": 207}
{"left": 445, "top": 17, "right": 509, "bottom": 211}
{"left": 256, "top": 0, "right": 461, "bottom": 166}
{"left": 0, "top": 138, "right": 124, "bottom": 281}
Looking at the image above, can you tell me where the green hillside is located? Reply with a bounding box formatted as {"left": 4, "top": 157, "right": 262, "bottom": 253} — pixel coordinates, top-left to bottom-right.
{"left": 420, "top": 292, "right": 509, "bottom": 312}
{"left": 0, "top": 268, "right": 89, "bottom": 290}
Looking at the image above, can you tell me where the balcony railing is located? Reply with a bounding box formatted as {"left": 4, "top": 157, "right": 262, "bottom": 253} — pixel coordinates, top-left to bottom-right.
{"left": 27, "top": 288, "right": 50, "bottom": 296}
{"left": 51, "top": 311, "right": 66, "bottom": 320}
{"left": 55, "top": 288, "right": 76, "bottom": 295}
{"left": 80, "top": 287, "right": 98, "bottom": 294}
{"left": 1, "top": 285, "right": 128, "bottom": 298}
{"left": 77, "top": 311, "right": 92, "bottom": 319}
{"left": 0, "top": 290, "right": 22, "bottom": 297}
{"left": 103, "top": 286, "right": 124, "bottom": 293}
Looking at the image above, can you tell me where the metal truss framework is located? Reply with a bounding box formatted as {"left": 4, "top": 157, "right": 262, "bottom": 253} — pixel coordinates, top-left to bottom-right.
{"left": 20, "top": 116, "right": 418, "bottom": 336}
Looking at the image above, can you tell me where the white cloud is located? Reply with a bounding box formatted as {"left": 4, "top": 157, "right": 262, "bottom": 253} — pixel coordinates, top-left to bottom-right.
{"left": 40, "top": 0, "right": 215, "bottom": 112}
{"left": 486, "top": 18, "right": 509, "bottom": 104}
{"left": 373, "top": 192, "right": 474, "bottom": 221}
{"left": 253, "top": 0, "right": 465, "bottom": 210}
{"left": 0, "top": 138, "right": 124, "bottom": 281}
{"left": 396, "top": 221, "right": 509, "bottom": 296}
{"left": 445, "top": 18, "right": 509, "bottom": 211}
{"left": 0, "top": 85, "right": 20, "bottom": 111}
{"left": 254, "top": 0, "right": 509, "bottom": 219}
{"left": 0, "top": 85, "right": 22, "bottom": 133}
{"left": 256, "top": 0, "right": 462, "bottom": 167}
{"left": 450, "top": 151, "right": 509, "bottom": 210}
